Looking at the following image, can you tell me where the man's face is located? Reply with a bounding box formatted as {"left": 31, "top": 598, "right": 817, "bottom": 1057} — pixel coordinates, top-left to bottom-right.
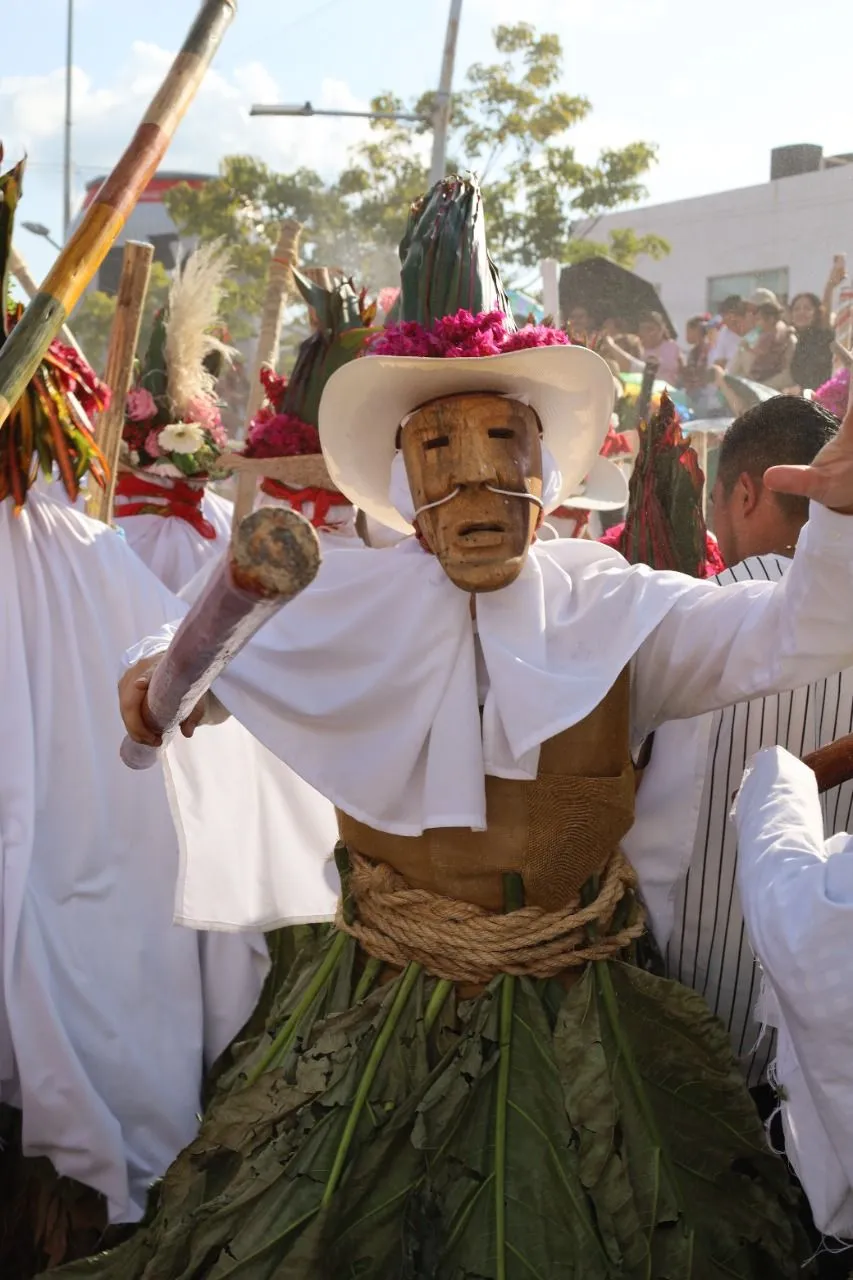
{"left": 401, "top": 392, "right": 543, "bottom": 592}
{"left": 722, "top": 309, "right": 748, "bottom": 337}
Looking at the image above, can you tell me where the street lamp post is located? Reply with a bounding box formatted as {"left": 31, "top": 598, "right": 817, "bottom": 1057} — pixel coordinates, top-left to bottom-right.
{"left": 250, "top": 103, "right": 426, "bottom": 124}
{"left": 22, "top": 222, "right": 63, "bottom": 253}
{"left": 251, "top": 1, "right": 464, "bottom": 187}
{"left": 428, "top": 0, "right": 463, "bottom": 187}
{"left": 63, "top": 0, "right": 74, "bottom": 240}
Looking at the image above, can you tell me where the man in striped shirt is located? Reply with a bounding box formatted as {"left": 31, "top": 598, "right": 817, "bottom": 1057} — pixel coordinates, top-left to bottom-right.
{"left": 665, "top": 397, "right": 853, "bottom": 1090}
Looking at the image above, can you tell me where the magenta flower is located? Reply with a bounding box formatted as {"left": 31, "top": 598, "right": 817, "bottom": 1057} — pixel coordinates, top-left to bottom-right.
{"left": 813, "top": 368, "right": 849, "bottom": 420}
{"left": 369, "top": 309, "right": 571, "bottom": 360}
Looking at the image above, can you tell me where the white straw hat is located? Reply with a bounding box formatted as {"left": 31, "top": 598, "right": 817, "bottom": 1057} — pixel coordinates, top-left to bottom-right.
{"left": 318, "top": 344, "right": 616, "bottom": 534}
{"left": 560, "top": 455, "right": 629, "bottom": 511}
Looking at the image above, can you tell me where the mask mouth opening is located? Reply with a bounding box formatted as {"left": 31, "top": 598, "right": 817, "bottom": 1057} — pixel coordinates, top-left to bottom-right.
{"left": 457, "top": 521, "right": 506, "bottom": 538}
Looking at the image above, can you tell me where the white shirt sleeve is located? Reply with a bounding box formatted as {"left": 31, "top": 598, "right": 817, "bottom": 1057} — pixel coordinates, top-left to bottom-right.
{"left": 632, "top": 502, "right": 853, "bottom": 737}
{"left": 708, "top": 326, "right": 738, "bottom": 367}
{"left": 734, "top": 746, "right": 853, "bottom": 1236}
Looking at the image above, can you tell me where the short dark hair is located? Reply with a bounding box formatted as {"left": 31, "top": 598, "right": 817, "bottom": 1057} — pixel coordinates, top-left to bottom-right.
{"left": 717, "top": 395, "right": 839, "bottom": 521}
{"left": 720, "top": 295, "right": 746, "bottom": 315}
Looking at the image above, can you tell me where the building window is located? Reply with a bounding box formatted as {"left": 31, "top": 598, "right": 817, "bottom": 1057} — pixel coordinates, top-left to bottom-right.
{"left": 707, "top": 269, "right": 789, "bottom": 313}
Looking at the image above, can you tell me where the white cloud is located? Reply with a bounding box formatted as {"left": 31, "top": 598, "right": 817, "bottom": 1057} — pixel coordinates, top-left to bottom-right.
{"left": 0, "top": 41, "right": 377, "bottom": 212}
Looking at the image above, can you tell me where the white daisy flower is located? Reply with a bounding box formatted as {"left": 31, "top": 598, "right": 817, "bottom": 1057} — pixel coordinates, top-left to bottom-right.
{"left": 159, "top": 422, "right": 206, "bottom": 455}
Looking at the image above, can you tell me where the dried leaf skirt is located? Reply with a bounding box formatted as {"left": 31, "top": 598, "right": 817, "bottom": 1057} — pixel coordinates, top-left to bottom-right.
{"left": 54, "top": 932, "right": 810, "bottom": 1279}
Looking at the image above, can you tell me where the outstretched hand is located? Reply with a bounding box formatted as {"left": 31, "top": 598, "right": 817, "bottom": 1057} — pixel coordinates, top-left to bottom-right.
{"left": 764, "top": 392, "right": 853, "bottom": 515}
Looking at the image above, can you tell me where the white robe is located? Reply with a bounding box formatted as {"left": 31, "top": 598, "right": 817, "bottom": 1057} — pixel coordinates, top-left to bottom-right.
{"left": 735, "top": 747, "right": 853, "bottom": 1238}
{"left": 0, "top": 493, "right": 267, "bottom": 1222}
{"left": 117, "top": 489, "right": 233, "bottom": 594}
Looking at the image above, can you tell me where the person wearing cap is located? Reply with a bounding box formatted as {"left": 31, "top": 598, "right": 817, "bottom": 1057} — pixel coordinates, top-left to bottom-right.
{"left": 89, "top": 174, "right": 853, "bottom": 1277}
{"left": 748, "top": 292, "right": 798, "bottom": 389}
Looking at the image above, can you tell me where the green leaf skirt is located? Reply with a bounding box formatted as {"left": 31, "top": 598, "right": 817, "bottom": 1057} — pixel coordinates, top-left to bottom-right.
{"left": 53, "top": 931, "right": 811, "bottom": 1279}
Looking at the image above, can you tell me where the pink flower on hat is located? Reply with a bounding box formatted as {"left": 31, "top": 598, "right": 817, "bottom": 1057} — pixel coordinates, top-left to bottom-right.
{"left": 368, "top": 309, "right": 573, "bottom": 360}
{"left": 377, "top": 287, "right": 400, "bottom": 315}
{"left": 185, "top": 395, "right": 219, "bottom": 431}
{"left": 126, "top": 386, "right": 157, "bottom": 422}
{"left": 244, "top": 411, "right": 320, "bottom": 460}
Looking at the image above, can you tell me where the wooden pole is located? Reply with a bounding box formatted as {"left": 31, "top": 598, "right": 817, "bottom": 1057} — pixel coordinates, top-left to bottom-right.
{"left": 232, "top": 220, "right": 303, "bottom": 532}
{"left": 9, "top": 244, "right": 84, "bottom": 358}
{"left": 0, "top": 0, "right": 237, "bottom": 430}
{"left": 88, "top": 241, "right": 154, "bottom": 525}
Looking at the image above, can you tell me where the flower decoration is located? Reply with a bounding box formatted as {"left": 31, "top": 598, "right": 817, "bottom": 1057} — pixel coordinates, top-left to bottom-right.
{"left": 369, "top": 309, "right": 570, "bottom": 360}
{"left": 242, "top": 273, "right": 376, "bottom": 465}
{"left": 121, "top": 241, "right": 235, "bottom": 480}
{"left": 813, "top": 367, "right": 849, "bottom": 420}
{"left": 0, "top": 147, "right": 111, "bottom": 506}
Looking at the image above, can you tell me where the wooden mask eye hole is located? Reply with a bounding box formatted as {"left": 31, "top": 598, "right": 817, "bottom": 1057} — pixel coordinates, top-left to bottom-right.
{"left": 423, "top": 435, "right": 450, "bottom": 451}
{"left": 487, "top": 427, "right": 514, "bottom": 439}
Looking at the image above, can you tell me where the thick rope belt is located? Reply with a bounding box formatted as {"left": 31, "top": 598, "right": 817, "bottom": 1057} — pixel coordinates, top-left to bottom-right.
{"left": 336, "top": 848, "right": 645, "bottom": 985}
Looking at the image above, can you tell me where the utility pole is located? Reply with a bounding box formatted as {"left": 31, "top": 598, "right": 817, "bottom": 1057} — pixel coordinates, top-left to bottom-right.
{"left": 427, "top": 0, "right": 463, "bottom": 187}
{"left": 63, "top": 0, "right": 74, "bottom": 240}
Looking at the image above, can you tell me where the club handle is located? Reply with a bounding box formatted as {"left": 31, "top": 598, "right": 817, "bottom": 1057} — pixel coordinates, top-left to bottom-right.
{"left": 119, "top": 734, "right": 161, "bottom": 771}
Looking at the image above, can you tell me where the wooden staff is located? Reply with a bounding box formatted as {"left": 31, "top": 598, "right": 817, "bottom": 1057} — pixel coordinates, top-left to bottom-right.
{"left": 0, "top": 0, "right": 237, "bottom": 430}
{"left": 121, "top": 506, "right": 321, "bottom": 771}
{"left": 232, "top": 218, "right": 303, "bottom": 532}
{"left": 88, "top": 241, "right": 154, "bottom": 525}
{"left": 803, "top": 733, "right": 853, "bottom": 795}
{"left": 9, "top": 244, "right": 83, "bottom": 358}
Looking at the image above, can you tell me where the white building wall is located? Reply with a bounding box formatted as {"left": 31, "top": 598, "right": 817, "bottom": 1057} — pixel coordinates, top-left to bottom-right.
{"left": 587, "top": 163, "right": 853, "bottom": 336}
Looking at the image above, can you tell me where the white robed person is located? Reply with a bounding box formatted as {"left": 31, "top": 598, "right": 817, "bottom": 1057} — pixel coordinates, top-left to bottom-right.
{"left": 0, "top": 154, "right": 270, "bottom": 1274}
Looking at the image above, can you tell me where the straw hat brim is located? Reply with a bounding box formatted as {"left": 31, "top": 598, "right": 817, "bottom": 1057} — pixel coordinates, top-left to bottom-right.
{"left": 318, "top": 345, "right": 616, "bottom": 534}
{"left": 560, "top": 455, "right": 629, "bottom": 512}
{"left": 227, "top": 451, "right": 337, "bottom": 491}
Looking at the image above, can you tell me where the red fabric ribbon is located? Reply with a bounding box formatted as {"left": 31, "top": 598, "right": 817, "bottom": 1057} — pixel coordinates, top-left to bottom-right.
{"left": 260, "top": 478, "right": 351, "bottom": 530}
{"left": 549, "top": 507, "right": 590, "bottom": 538}
{"left": 115, "top": 472, "right": 217, "bottom": 540}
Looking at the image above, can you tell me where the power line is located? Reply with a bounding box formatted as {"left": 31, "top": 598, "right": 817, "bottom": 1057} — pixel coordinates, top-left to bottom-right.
{"left": 276, "top": 0, "right": 349, "bottom": 32}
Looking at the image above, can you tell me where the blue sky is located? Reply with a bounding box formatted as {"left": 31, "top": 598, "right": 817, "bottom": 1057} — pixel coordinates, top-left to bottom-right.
{"left": 1, "top": 0, "right": 843, "bottom": 281}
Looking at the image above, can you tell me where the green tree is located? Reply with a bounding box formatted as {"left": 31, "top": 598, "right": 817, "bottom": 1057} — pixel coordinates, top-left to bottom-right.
{"left": 344, "top": 24, "right": 669, "bottom": 273}
{"left": 161, "top": 21, "right": 667, "bottom": 331}
{"left": 71, "top": 260, "right": 172, "bottom": 375}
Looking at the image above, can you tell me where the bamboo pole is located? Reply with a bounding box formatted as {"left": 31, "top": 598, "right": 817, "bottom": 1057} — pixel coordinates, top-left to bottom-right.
{"left": 231, "top": 219, "right": 303, "bottom": 532}
{"left": 9, "top": 244, "right": 84, "bottom": 358}
{"left": 88, "top": 241, "right": 154, "bottom": 525}
{"left": 0, "top": 0, "right": 237, "bottom": 430}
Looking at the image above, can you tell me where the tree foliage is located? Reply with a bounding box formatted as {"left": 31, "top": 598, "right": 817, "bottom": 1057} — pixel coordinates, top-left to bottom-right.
{"left": 158, "top": 22, "right": 667, "bottom": 333}
{"left": 70, "top": 260, "right": 172, "bottom": 375}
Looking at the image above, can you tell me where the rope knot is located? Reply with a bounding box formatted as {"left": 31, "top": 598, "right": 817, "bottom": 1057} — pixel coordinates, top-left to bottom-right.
{"left": 336, "top": 848, "right": 644, "bottom": 984}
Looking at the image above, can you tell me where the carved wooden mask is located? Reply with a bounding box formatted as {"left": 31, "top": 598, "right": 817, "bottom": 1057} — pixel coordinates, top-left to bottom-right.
{"left": 401, "top": 392, "right": 543, "bottom": 592}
